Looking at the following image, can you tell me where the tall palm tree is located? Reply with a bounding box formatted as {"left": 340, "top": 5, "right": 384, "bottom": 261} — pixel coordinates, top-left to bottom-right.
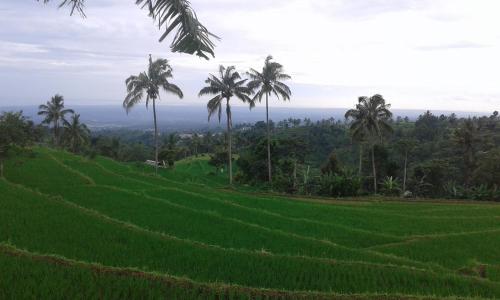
{"left": 62, "top": 113, "right": 90, "bottom": 153}
{"left": 248, "top": 56, "right": 291, "bottom": 184}
{"left": 38, "top": 94, "right": 74, "bottom": 146}
{"left": 124, "top": 55, "right": 183, "bottom": 174}
{"left": 345, "top": 94, "right": 393, "bottom": 194}
{"left": 40, "top": 0, "right": 217, "bottom": 59}
{"left": 199, "top": 65, "right": 252, "bottom": 185}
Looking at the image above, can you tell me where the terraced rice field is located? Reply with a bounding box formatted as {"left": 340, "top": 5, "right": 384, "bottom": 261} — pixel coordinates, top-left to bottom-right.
{"left": 1, "top": 148, "right": 500, "bottom": 299}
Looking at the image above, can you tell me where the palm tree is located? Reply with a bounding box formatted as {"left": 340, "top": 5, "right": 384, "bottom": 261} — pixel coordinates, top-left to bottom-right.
{"left": 124, "top": 55, "right": 183, "bottom": 174}
{"left": 248, "top": 56, "right": 292, "bottom": 184}
{"left": 38, "top": 94, "right": 74, "bottom": 146}
{"left": 40, "top": 0, "right": 217, "bottom": 59}
{"left": 345, "top": 94, "right": 393, "bottom": 194}
{"left": 199, "top": 65, "right": 252, "bottom": 185}
{"left": 62, "top": 114, "right": 90, "bottom": 153}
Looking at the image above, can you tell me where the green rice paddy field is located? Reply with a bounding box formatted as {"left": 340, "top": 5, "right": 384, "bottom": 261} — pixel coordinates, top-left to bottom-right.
{"left": 1, "top": 147, "right": 500, "bottom": 299}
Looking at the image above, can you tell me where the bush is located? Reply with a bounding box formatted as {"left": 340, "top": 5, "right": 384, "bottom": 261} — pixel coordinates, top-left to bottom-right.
{"left": 316, "top": 172, "right": 361, "bottom": 197}
{"left": 380, "top": 176, "right": 401, "bottom": 196}
{"left": 443, "top": 181, "right": 467, "bottom": 199}
{"left": 468, "top": 185, "right": 497, "bottom": 201}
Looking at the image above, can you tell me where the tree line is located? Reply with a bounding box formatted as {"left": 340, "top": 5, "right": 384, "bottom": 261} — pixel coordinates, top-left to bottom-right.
{"left": 231, "top": 109, "right": 499, "bottom": 201}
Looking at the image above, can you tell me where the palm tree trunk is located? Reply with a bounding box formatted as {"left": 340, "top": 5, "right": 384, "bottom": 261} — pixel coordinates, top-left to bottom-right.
{"left": 358, "top": 144, "right": 363, "bottom": 175}
{"left": 293, "top": 159, "right": 297, "bottom": 190}
{"left": 266, "top": 93, "right": 272, "bottom": 184}
{"left": 54, "top": 120, "right": 58, "bottom": 147}
{"left": 371, "top": 144, "right": 377, "bottom": 194}
{"left": 152, "top": 98, "right": 159, "bottom": 175}
{"left": 226, "top": 98, "right": 233, "bottom": 185}
{"left": 403, "top": 150, "right": 408, "bottom": 193}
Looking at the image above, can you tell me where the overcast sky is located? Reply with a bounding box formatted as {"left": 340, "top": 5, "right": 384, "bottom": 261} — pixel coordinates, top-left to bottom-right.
{"left": 1, "top": 0, "right": 499, "bottom": 112}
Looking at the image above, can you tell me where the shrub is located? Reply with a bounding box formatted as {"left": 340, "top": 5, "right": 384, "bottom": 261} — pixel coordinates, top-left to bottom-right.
{"left": 317, "top": 172, "right": 361, "bottom": 197}
{"left": 380, "top": 176, "right": 401, "bottom": 196}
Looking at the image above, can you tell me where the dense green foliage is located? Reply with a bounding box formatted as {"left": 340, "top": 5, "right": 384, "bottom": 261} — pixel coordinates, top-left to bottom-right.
{"left": 232, "top": 110, "right": 500, "bottom": 200}
{"left": 0, "top": 111, "right": 40, "bottom": 176}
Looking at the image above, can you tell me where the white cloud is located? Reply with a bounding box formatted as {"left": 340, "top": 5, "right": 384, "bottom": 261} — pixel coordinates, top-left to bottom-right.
{"left": 0, "top": 0, "right": 499, "bottom": 112}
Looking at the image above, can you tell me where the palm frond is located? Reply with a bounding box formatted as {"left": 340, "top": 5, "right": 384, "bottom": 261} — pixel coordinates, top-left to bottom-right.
{"left": 273, "top": 82, "right": 291, "bottom": 99}
{"left": 61, "top": 108, "right": 74, "bottom": 115}
{"left": 198, "top": 86, "right": 219, "bottom": 97}
{"left": 41, "top": 0, "right": 86, "bottom": 17}
{"left": 207, "top": 95, "right": 223, "bottom": 122}
{"left": 136, "top": 0, "right": 218, "bottom": 59}
{"left": 42, "top": 0, "right": 217, "bottom": 58}
{"left": 124, "top": 55, "right": 184, "bottom": 114}
{"left": 249, "top": 55, "right": 292, "bottom": 106}
{"left": 163, "top": 82, "right": 183, "bottom": 98}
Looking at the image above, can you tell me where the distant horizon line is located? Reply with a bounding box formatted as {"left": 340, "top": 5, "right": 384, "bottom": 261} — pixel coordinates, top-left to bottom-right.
{"left": 0, "top": 103, "right": 493, "bottom": 115}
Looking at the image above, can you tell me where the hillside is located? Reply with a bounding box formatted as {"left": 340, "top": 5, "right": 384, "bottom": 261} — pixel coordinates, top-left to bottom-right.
{"left": 1, "top": 147, "right": 500, "bottom": 299}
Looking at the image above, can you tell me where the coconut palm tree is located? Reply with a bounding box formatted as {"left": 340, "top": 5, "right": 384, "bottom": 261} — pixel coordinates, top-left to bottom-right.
{"left": 124, "top": 55, "right": 183, "bottom": 174}
{"left": 345, "top": 94, "right": 393, "bottom": 194}
{"left": 199, "top": 65, "right": 252, "bottom": 185}
{"left": 247, "top": 56, "right": 291, "bottom": 184}
{"left": 39, "top": 0, "right": 217, "bottom": 59}
{"left": 38, "top": 94, "right": 74, "bottom": 146}
{"left": 62, "top": 113, "right": 90, "bottom": 153}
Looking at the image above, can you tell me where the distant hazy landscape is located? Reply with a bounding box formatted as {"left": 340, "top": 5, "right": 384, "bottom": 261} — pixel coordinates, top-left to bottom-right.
{"left": 1, "top": 105, "right": 489, "bottom": 131}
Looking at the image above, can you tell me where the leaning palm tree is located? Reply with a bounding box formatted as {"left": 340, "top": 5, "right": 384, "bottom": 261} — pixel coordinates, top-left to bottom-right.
{"left": 124, "top": 55, "right": 183, "bottom": 174}
{"left": 199, "top": 65, "right": 252, "bottom": 185}
{"left": 247, "top": 56, "right": 291, "bottom": 184}
{"left": 40, "top": 0, "right": 217, "bottom": 59}
{"left": 62, "top": 113, "right": 90, "bottom": 153}
{"left": 38, "top": 94, "right": 74, "bottom": 146}
{"left": 345, "top": 94, "right": 393, "bottom": 194}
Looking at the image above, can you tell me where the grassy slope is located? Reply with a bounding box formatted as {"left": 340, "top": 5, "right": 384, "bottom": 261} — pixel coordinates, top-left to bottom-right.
{"left": 1, "top": 148, "right": 500, "bottom": 298}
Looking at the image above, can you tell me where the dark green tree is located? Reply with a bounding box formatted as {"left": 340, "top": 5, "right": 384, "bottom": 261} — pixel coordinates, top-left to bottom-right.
{"left": 38, "top": 94, "right": 74, "bottom": 146}
{"left": 321, "top": 152, "right": 342, "bottom": 176}
{"left": 345, "top": 94, "right": 393, "bottom": 193}
{"left": 62, "top": 113, "right": 90, "bottom": 153}
{"left": 453, "top": 118, "right": 480, "bottom": 186}
{"left": 0, "top": 112, "right": 37, "bottom": 177}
